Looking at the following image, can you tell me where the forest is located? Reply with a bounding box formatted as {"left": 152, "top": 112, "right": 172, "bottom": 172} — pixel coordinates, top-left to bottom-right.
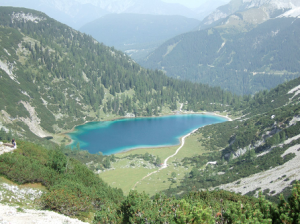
{"left": 0, "top": 7, "right": 244, "bottom": 141}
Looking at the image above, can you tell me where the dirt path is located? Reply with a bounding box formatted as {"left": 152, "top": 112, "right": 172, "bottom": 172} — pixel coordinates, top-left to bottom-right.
{"left": 179, "top": 103, "right": 183, "bottom": 112}
{"left": 132, "top": 128, "right": 198, "bottom": 189}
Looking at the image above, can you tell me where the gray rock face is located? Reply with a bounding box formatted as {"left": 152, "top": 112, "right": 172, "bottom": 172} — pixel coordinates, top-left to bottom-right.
{"left": 0, "top": 142, "right": 16, "bottom": 155}
{"left": 197, "top": 0, "right": 300, "bottom": 30}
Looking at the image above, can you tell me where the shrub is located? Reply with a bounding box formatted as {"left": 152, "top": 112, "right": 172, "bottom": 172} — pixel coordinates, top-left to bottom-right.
{"left": 0, "top": 152, "right": 58, "bottom": 187}
{"left": 47, "top": 148, "right": 67, "bottom": 174}
{"left": 41, "top": 180, "right": 92, "bottom": 216}
{"left": 176, "top": 199, "right": 214, "bottom": 224}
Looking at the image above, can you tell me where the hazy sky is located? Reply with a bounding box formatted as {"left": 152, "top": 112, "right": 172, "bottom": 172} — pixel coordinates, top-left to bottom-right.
{"left": 161, "top": 0, "right": 208, "bottom": 8}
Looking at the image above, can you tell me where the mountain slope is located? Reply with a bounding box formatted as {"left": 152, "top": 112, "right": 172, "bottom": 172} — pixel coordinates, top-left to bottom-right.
{"left": 197, "top": 0, "right": 300, "bottom": 30}
{"left": 3, "top": 140, "right": 300, "bottom": 223}
{"left": 161, "top": 76, "right": 300, "bottom": 200}
{"left": 1, "top": 7, "right": 300, "bottom": 224}
{"left": 0, "top": 7, "right": 242, "bottom": 143}
{"left": 79, "top": 14, "right": 200, "bottom": 61}
{"left": 194, "top": 0, "right": 229, "bottom": 20}
{"left": 141, "top": 15, "right": 300, "bottom": 95}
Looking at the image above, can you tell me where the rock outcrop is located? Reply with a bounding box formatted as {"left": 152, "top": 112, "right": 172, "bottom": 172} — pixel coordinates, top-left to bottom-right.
{"left": 0, "top": 142, "right": 15, "bottom": 155}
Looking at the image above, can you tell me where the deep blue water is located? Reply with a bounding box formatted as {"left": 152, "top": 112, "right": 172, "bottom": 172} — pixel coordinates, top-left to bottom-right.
{"left": 67, "top": 114, "right": 227, "bottom": 155}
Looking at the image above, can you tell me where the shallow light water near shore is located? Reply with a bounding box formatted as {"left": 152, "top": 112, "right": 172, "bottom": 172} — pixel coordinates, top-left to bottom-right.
{"left": 68, "top": 114, "right": 228, "bottom": 155}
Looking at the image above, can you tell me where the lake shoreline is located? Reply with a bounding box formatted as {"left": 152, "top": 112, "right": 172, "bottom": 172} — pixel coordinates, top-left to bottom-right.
{"left": 114, "top": 112, "right": 231, "bottom": 156}
{"left": 63, "top": 111, "right": 232, "bottom": 152}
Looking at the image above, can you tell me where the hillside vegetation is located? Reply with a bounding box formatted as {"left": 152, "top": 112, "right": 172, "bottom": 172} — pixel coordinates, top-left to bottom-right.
{"left": 1, "top": 5, "right": 300, "bottom": 224}
{"left": 0, "top": 141, "right": 300, "bottom": 223}
{"left": 160, "top": 77, "right": 300, "bottom": 199}
{"left": 99, "top": 76, "right": 300, "bottom": 202}
{"left": 141, "top": 15, "right": 300, "bottom": 95}
{"left": 0, "top": 7, "right": 242, "bottom": 143}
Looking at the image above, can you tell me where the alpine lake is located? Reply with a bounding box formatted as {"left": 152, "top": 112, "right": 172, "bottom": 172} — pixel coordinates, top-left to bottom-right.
{"left": 67, "top": 114, "right": 228, "bottom": 155}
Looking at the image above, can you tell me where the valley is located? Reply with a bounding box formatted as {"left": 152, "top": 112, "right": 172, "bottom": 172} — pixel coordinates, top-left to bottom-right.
{"left": 79, "top": 14, "right": 200, "bottom": 61}
{"left": 0, "top": 2, "right": 300, "bottom": 223}
{"left": 141, "top": 0, "right": 300, "bottom": 95}
{"left": 97, "top": 129, "right": 199, "bottom": 195}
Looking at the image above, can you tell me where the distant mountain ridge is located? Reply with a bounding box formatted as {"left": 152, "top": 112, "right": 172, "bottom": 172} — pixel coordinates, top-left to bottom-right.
{"left": 0, "top": 0, "right": 207, "bottom": 29}
{"left": 195, "top": 0, "right": 229, "bottom": 19}
{"left": 80, "top": 13, "right": 200, "bottom": 61}
{"left": 197, "top": 0, "right": 300, "bottom": 30}
{"left": 140, "top": 0, "right": 300, "bottom": 95}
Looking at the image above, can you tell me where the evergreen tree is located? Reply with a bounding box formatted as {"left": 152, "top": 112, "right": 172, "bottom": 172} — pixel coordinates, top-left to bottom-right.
{"left": 155, "top": 156, "right": 161, "bottom": 166}
{"left": 103, "top": 157, "right": 111, "bottom": 168}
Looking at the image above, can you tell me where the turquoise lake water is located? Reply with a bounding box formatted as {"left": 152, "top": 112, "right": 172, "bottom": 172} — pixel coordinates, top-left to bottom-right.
{"left": 67, "top": 114, "right": 227, "bottom": 155}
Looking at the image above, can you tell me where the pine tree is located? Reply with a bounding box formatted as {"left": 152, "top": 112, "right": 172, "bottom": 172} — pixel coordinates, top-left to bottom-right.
{"left": 155, "top": 156, "right": 161, "bottom": 166}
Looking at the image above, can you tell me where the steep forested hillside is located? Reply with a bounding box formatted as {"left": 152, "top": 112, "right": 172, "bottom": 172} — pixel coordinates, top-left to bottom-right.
{"left": 141, "top": 16, "right": 300, "bottom": 95}
{"left": 0, "top": 7, "right": 243, "bottom": 143}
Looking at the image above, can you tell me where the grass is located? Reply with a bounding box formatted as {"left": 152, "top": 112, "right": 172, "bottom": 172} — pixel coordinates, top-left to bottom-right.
{"left": 134, "top": 163, "right": 192, "bottom": 196}
{"left": 134, "top": 133, "right": 207, "bottom": 196}
{"left": 0, "top": 176, "right": 47, "bottom": 192}
{"left": 99, "top": 131, "right": 208, "bottom": 196}
{"left": 99, "top": 146, "right": 178, "bottom": 195}
{"left": 99, "top": 168, "right": 155, "bottom": 195}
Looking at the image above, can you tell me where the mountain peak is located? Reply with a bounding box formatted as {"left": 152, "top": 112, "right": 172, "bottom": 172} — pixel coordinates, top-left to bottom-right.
{"left": 198, "top": 0, "right": 300, "bottom": 30}
{"left": 278, "top": 6, "right": 300, "bottom": 18}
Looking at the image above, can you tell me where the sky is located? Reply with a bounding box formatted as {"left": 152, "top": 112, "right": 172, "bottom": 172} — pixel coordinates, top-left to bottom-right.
{"left": 161, "top": 0, "right": 208, "bottom": 8}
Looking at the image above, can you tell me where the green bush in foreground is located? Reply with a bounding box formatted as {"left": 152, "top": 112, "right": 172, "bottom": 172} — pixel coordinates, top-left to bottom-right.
{"left": 1, "top": 141, "right": 300, "bottom": 223}
{"left": 94, "top": 182, "right": 300, "bottom": 223}
{"left": 0, "top": 141, "right": 124, "bottom": 220}
{"left": 41, "top": 180, "right": 92, "bottom": 216}
{"left": 278, "top": 182, "right": 300, "bottom": 224}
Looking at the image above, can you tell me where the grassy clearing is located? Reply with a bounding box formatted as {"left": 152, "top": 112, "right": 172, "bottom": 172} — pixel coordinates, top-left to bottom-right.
{"left": 172, "top": 133, "right": 206, "bottom": 160}
{"left": 99, "top": 146, "right": 178, "bottom": 195}
{"left": 134, "top": 133, "right": 206, "bottom": 196}
{"left": 99, "top": 168, "right": 156, "bottom": 195}
{"left": 134, "top": 163, "right": 193, "bottom": 196}
{"left": 99, "top": 131, "right": 208, "bottom": 196}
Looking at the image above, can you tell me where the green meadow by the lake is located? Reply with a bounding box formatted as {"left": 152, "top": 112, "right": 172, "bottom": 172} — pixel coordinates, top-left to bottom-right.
{"left": 66, "top": 113, "right": 228, "bottom": 195}
{"left": 99, "top": 131, "right": 210, "bottom": 195}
